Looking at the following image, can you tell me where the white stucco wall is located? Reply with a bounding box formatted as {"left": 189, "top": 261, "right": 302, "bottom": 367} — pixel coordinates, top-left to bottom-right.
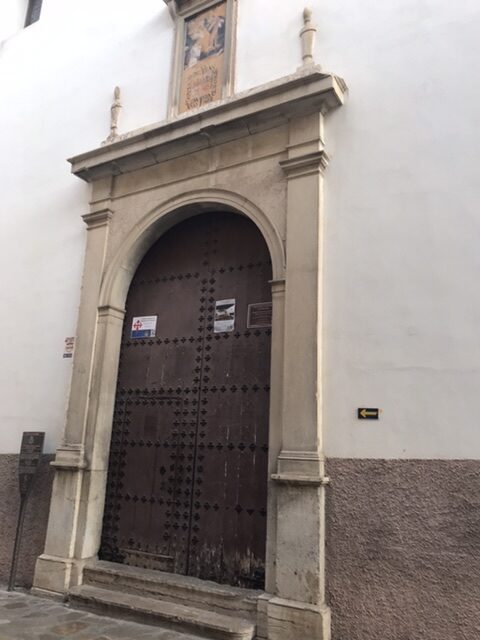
{"left": 0, "top": 0, "right": 27, "bottom": 43}
{"left": 322, "top": 0, "right": 480, "bottom": 458}
{"left": 0, "top": 0, "right": 311, "bottom": 453}
{"left": 0, "top": 0, "right": 174, "bottom": 453}
{"left": 0, "top": 0, "right": 478, "bottom": 458}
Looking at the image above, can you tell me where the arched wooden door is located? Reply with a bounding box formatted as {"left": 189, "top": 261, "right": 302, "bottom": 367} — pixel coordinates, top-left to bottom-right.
{"left": 100, "top": 212, "right": 272, "bottom": 589}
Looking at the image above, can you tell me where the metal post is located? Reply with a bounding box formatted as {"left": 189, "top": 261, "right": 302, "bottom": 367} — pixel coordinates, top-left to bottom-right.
{"left": 7, "top": 493, "right": 29, "bottom": 591}
{"left": 8, "top": 431, "right": 45, "bottom": 592}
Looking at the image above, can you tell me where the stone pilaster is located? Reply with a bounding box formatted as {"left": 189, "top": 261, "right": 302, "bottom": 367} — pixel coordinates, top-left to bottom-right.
{"left": 264, "top": 279, "right": 286, "bottom": 596}
{"left": 33, "top": 179, "right": 116, "bottom": 595}
{"left": 268, "top": 112, "right": 331, "bottom": 639}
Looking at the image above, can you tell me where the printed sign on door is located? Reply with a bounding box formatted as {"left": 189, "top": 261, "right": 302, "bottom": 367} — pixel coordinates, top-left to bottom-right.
{"left": 131, "top": 316, "right": 158, "bottom": 339}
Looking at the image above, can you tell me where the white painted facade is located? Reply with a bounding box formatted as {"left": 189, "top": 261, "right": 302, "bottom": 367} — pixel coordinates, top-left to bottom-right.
{"left": 0, "top": 0, "right": 479, "bottom": 458}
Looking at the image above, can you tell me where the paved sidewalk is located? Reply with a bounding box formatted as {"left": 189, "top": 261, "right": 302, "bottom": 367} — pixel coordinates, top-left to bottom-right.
{"left": 0, "top": 589, "right": 199, "bottom": 640}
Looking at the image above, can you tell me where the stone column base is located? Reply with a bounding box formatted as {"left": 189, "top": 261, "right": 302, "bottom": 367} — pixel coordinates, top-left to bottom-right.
{"left": 32, "top": 554, "right": 89, "bottom": 596}
{"left": 267, "top": 597, "right": 331, "bottom": 640}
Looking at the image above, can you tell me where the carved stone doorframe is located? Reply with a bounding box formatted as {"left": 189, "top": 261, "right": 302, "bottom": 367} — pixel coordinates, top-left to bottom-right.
{"left": 33, "top": 68, "right": 346, "bottom": 640}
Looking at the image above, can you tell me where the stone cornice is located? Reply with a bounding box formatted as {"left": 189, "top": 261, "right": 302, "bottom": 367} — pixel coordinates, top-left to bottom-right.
{"left": 82, "top": 209, "right": 113, "bottom": 229}
{"left": 164, "top": 0, "right": 221, "bottom": 18}
{"left": 276, "top": 449, "right": 327, "bottom": 481}
{"left": 69, "top": 68, "right": 347, "bottom": 183}
{"left": 271, "top": 473, "right": 330, "bottom": 486}
{"left": 51, "top": 444, "right": 87, "bottom": 471}
{"left": 97, "top": 305, "right": 126, "bottom": 320}
{"left": 280, "top": 150, "right": 329, "bottom": 179}
{"left": 270, "top": 278, "right": 286, "bottom": 295}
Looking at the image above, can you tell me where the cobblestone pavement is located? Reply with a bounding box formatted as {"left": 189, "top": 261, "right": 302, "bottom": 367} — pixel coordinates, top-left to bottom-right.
{"left": 0, "top": 589, "right": 199, "bottom": 640}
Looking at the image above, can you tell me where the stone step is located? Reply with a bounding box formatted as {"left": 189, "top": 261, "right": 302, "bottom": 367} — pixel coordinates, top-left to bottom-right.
{"left": 69, "top": 584, "right": 256, "bottom": 640}
{"left": 83, "top": 561, "right": 260, "bottom": 620}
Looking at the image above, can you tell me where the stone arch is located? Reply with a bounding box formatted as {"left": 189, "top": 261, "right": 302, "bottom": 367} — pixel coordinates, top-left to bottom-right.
{"left": 99, "top": 189, "right": 285, "bottom": 312}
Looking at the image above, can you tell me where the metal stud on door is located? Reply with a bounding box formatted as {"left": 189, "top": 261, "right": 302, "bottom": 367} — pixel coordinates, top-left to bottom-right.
{"left": 100, "top": 213, "right": 272, "bottom": 588}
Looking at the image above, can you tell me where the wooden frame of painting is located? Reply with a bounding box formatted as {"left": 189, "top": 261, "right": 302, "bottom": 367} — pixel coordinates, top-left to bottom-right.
{"left": 168, "top": 0, "right": 237, "bottom": 116}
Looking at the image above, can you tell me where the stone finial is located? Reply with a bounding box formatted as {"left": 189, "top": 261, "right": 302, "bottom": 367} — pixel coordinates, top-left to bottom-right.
{"left": 103, "top": 86, "right": 122, "bottom": 145}
{"left": 300, "top": 7, "right": 317, "bottom": 67}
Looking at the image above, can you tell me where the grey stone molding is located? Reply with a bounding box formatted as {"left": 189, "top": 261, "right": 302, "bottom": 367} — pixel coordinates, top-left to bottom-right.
{"left": 164, "top": 0, "right": 227, "bottom": 18}
{"left": 50, "top": 444, "right": 87, "bottom": 471}
{"left": 273, "top": 449, "right": 330, "bottom": 485}
{"left": 280, "top": 149, "right": 330, "bottom": 179}
{"left": 271, "top": 474, "right": 331, "bottom": 486}
{"left": 269, "top": 278, "right": 286, "bottom": 292}
{"left": 82, "top": 209, "right": 113, "bottom": 229}
{"left": 97, "top": 305, "right": 126, "bottom": 321}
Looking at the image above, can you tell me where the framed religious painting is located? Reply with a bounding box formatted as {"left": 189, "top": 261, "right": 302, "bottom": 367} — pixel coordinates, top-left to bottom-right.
{"left": 169, "top": 0, "right": 237, "bottom": 115}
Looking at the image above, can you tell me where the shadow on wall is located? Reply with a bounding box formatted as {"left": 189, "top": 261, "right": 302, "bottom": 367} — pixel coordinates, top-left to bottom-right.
{"left": 326, "top": 459, "right": 480, "bottom": 640}
{"left": 0, "top": 455, "right": 54, "bottom": 587}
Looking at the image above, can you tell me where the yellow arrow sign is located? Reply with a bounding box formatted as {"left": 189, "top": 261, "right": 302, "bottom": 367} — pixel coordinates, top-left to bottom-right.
{"left": 360, "top": 409, "right": 375, "bottom": 418}
{"left": 358, "top": 408, "right": 380, "bottom": 419}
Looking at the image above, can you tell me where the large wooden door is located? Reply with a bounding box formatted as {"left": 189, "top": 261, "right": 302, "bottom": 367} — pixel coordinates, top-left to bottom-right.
{"left": 100, "top": 213, "right": 272, "bottom": 589}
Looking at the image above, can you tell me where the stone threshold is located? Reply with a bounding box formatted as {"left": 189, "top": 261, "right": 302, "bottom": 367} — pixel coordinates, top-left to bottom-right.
{"left": 68, "top": 560, "right": 268, "bottom": 639}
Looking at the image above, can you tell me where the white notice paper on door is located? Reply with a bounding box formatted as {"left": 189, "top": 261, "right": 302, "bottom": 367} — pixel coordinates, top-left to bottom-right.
{"left": 214, "top": 299, "right": 235, "bottom": 333}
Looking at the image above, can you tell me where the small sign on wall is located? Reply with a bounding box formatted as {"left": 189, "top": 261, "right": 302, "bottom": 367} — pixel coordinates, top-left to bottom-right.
{"left": 247, "top": 302, "right": 272, "bottom": 328}
{"left": 357, "top": 408, "right": 380, "bottom": 420}
{"left": 63, "top": 337, "right": 75, "bottom": 359}
{"left": 131, "top": 316, "right": 157, "bottom": 339}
